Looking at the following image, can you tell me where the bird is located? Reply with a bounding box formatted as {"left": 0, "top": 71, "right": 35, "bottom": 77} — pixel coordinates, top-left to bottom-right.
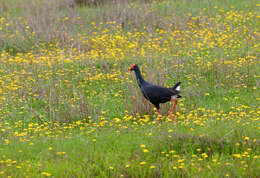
{"left": 130, "top": 64, "right": 181, "bottom": 116}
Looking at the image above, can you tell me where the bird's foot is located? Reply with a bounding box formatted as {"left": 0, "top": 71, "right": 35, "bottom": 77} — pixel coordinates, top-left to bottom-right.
{"left": 157, "top": 114, "right": 163, "bottom": 123}
{"left": 169, "top": 112, "right": 176, "bottom": 121}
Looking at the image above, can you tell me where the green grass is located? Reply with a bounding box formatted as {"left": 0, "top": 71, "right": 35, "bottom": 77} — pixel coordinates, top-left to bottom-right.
{"left": 1, "top": 119, "right": 259, "bottom": 177}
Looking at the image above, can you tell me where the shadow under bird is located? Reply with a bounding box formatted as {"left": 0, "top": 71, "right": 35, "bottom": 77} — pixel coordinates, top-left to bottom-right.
{"left": 130, "top": 64, "right": 181, "bottom": 115}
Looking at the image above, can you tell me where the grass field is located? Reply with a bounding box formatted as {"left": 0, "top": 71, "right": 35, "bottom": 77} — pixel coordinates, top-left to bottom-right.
{"left": 0, "top": 0, "right": 259, "bottom": 177}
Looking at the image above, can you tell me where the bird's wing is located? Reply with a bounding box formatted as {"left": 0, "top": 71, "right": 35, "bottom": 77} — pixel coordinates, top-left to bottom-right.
{"left": 143, "top": 83, "right": 173, "bottom": 102}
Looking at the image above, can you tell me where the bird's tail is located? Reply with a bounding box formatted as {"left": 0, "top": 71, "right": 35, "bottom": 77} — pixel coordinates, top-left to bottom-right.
{"left": 172, "top": 82, "right": 181, "bottom": 91}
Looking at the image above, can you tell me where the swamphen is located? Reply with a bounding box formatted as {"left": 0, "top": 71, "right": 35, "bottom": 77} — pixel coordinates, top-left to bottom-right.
{"left": 130, "top": 64, "right": 181, "bottom": 115}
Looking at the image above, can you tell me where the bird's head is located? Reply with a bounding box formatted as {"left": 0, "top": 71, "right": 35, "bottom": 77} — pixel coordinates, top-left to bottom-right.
{"left": 129, "top": 64, "right": 138, "bottom": 71}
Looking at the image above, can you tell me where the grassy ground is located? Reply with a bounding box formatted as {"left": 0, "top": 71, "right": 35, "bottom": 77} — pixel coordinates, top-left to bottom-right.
{"left": 0, "top": 0, "right": 259, "bottom": 177}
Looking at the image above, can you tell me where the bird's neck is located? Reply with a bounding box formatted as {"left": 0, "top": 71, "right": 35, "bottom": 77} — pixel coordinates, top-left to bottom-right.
{"left": 135, "top": 69, "right": 145, "bottom": 84}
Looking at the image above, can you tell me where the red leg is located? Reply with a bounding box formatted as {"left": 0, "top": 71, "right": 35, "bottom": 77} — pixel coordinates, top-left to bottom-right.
{"left": 157, "top": 109, "right": 161, "bottom": 115}
{"left": 170, "top": 99, "right": 177, "bottom": 113}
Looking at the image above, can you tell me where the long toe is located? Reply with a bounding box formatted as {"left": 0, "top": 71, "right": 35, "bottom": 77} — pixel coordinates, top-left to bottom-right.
{"left": 169, "top": 112, "right": 175, "bottom": 118}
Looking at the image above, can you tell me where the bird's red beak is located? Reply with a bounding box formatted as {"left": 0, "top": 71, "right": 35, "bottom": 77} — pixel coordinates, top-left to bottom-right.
{"left": 129, "top": 64, "right": 136, "bottom": 71}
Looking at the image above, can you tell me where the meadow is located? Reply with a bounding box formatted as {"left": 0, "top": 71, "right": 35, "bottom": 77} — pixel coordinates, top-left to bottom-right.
{"left": 0, "top": 0, "right": 259, "bottom": 177}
